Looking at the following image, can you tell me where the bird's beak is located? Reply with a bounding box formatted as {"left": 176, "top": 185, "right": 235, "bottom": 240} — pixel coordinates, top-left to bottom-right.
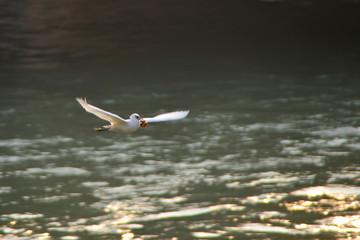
{"left": 140, "top": 119, "right": 147, "bottom": 128}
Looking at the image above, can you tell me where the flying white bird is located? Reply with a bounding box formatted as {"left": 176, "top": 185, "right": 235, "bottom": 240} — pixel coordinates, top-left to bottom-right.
{"left": 76, "top": 98, "right": 189, "bottom": 133}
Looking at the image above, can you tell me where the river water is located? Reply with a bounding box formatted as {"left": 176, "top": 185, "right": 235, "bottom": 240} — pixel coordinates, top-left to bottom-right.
{"left": 1, "top": 1, "right": 360, "bottom": 239}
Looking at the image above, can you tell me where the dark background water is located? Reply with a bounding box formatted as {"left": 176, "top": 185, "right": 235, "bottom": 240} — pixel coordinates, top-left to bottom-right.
{"left": 1, "top": 0, "right": 360, "bottom": 239}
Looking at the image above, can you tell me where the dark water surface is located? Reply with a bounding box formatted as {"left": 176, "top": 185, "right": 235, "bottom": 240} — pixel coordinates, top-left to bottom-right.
{"left": 1, "top": 0, "right": 360, "bottom": 239}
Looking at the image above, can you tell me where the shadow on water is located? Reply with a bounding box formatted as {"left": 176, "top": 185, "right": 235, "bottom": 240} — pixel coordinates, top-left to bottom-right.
{"left": 1, "top": 0, "right": 360, "bottom": 239}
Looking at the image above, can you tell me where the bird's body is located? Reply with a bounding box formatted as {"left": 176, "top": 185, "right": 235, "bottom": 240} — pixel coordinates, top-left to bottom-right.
{"left": 76, "top": 98, "right": 189, "bottom": 133}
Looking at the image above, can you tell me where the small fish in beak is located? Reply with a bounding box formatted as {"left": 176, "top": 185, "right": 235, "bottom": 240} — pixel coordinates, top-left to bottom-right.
{"left": 140, "top": 119, "right": 147, "bottom": 128}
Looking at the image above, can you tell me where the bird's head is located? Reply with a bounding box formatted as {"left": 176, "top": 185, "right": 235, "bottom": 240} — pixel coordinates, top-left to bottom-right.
{"left": 130, "top": 113, "right": 147, "bottom": 128}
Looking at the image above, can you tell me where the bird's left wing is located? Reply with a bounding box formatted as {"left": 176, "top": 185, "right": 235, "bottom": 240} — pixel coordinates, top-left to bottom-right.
{"left": 144, "top": 110, "right": 189, "bottom": 123}
{"left": 76, "top": 98, "right": 126, "bottom": 125}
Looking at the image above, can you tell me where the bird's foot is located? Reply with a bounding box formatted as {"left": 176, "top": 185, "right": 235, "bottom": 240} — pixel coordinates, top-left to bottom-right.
{"left": 94, "top": 127, "right": 109, "bottom": 132}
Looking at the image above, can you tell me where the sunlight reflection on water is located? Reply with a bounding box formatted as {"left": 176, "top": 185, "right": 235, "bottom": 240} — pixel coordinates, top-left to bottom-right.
{"left": 2, "top": 96, "right": 360, "bottom": 239}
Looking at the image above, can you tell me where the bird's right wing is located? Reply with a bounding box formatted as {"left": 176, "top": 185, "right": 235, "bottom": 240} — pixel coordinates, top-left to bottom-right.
{"left": 76, "top": 98, "right": 126, "bottom": 125}
{"left": 144, "top": 110, "right": 189, "bottom": 123}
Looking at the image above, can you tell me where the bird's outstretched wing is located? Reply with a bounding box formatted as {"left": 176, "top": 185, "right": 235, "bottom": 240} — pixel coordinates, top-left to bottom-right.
{"left": 144, "top": 110, "right": 189, "bottom": 123}
{"left": 76, "top": 98, "right": 126, "bottom": 125}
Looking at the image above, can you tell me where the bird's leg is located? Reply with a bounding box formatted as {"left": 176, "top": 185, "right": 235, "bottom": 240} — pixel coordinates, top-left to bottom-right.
{"left": 94, "top": 126, "right": 110, "bottom": 132}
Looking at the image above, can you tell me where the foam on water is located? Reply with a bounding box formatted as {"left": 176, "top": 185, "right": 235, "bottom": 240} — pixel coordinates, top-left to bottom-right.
{"left": 17, "top": 167, "right": 90, "bottom": 177}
